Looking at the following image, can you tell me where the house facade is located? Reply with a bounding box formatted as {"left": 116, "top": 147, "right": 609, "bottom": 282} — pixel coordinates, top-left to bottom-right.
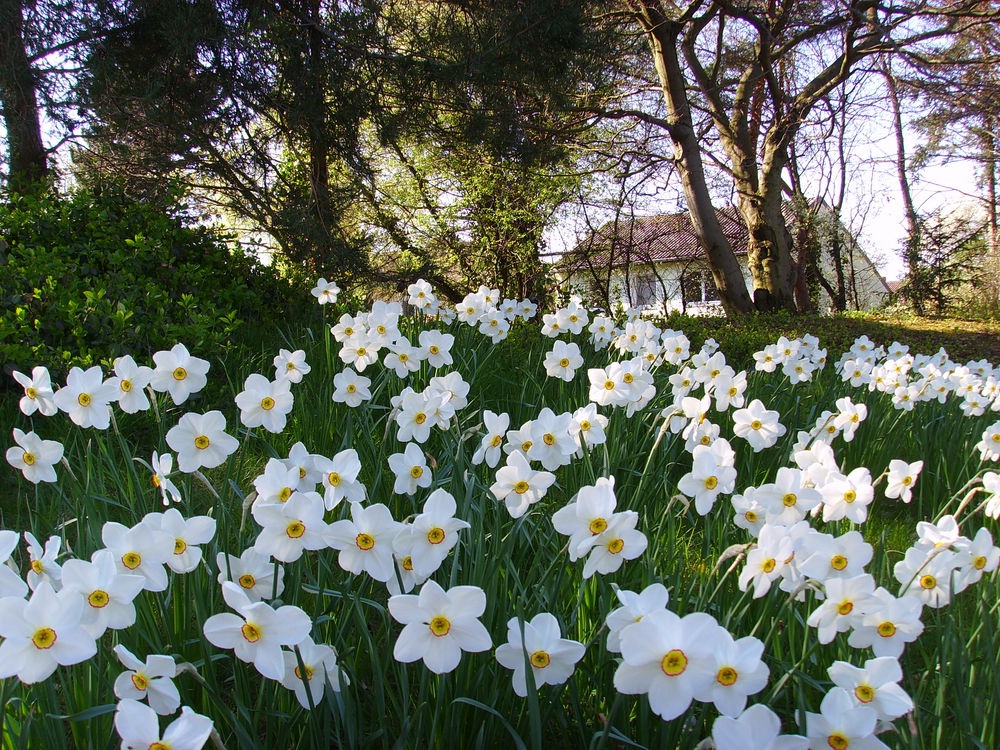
{"left": 556, "top": 204, "right": 891, "bottom": 315}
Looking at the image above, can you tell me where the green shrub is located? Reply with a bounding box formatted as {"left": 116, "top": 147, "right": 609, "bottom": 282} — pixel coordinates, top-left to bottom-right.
{"left": 0, "top": 186, "right": 309, "bottom": 381}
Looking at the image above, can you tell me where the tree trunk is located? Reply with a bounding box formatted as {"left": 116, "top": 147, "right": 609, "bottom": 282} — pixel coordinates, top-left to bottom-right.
{"left": 882, "top": 62, "right": 921, "bottom": 293}
{"left": 637, "top": 7, "right": 754, "bottom": 317}
{"left": 0, "top": 0, "right": 48, "bottom": 193}
{"left": 735, "top": 188, "right": 797, "bottom": 312}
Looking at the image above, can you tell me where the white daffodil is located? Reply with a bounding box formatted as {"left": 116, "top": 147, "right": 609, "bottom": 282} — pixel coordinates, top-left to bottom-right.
{"left": 495, "top": 612, "right": 585, "bottom": 697}
{"left": 113, "top": 644, "right": 180, "bottom": 716}
{"left": 203, "top": 582, "right": 311, "bottom": 681}
{"left": 388, "top": 580, "right": 491, "bottom": 674}
{"left": 0, "top": 581, "right": 97, "bottom": 683}
{"left": 5, "top": 428, "right": 63, "bottom": 484}
{"left": 150, "top": 344, "right": 210, "bottom": 405}
{"left": 114, "top": 699, "right": 213, "bottom": 750}
{"left": 235, "top": 373, "right": 294, "bottom": 433}
{"left": 53, "top": 365, "right": 116, "bottom": 429}
{"left": 12, "top": 366, "right": 58, "bottom": 417}
{"left": 165, "top": 410, "right": 240, "bottom": 473}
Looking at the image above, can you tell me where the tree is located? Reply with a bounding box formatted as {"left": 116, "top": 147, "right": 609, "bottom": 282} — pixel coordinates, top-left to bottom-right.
{"left": 901, "top": 206, "right": 987, "bottom": 315}
{"left": 0, "top": 0, "right": 48, "bottom": 192}
{"left": 617, "top": 0, "right": 994, "bottom": 315}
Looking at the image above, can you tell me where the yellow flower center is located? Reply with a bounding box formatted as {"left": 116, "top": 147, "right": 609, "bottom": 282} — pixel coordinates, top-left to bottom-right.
{"left": 174, "top": 538, "right": 187, "bottom": 555}
{"left": 401, "top": 556, "right": 414, "bottom": 571}
{"left": 278, "top": 487, "right": 293, "bottom": 503}
{"left": 490, "top": 434, "right": 503, "bottom": 447}
{"left": 409, "top": 465, "right": 424, "bottom": 479}
{"left": 346, "top": 384, "right": 357, "bottom": 393}
{"left": 699, "top": 435, "right": 711, "bottom": 446}
{"left": 831, "top": 554, "right": 848, "bottom": 571}
{"left": 716, "top": 666, "right": 738, "bottom": 686}
{"left": 827, "top": 732, "right": 850, "bottom": 749}
{"left": 77, "top": 392, "right": 92, "bottom": 407}
{"left": 607, "top": 538, "right": 625, "bottom": 554}
{"left": 604, "top": 380, "right": 615, "bottom": 390}
{"left": 837, "top": 600, "right": 854, "bottom": 616}
{"left": 660, "top": 649, "right": 687, "bottom": 677}
{"left": 543, "top": 433, "right": 556, "bottom": 446}
{"left": 559, "top": 358, "right": 570, "bottom": 368}
{"left": 88, "top": 589, "right": 110, "bottom": 608}
{"left": 294, "top": 664, "right": 315, "bottom": 681}
{"left": 31, "top": 627, "right": 57, "bottom": 650}
{"left": 173, "top": 367, "right": 187, "bottom": 381}
{"left": 152, "top": 473, "right": 161, "bottom": 488}
{"left": 22, "top": 450, "right": 36, "bottom": 466}
{"left": 877, "top": 621, "right": 896, "bottom": 637}
{"left": 414, "top": 412, "right": 427, "bottom": 425}
{"left": 194, "top": 435, "right": 210, "bottom": 450}
{"left": 761, "top": 558, "right": 776, "bottom": 573}
{"left": 131, "top": 672, "right": 149, "bottom": 691}
{"left": 781, "top": 493, "right": 798, "bottom": 507}
{"left": 286, "top": 362, "right": 297, "bottom": 371}
{"left": 122, "top": 551, "right": 142, "bottom": 570}
{"left": 902, "top": 476, "right": 913, "bottom": 486}
{"left": 704, "top": 476, "right": 718, "bottom": 490}
{"left": 744, "top": 510, "right": 758, "bottom": 523}
{"left": 855, "top": 684, "right": 875, "bottom": 703}
{"left": 843, "top": 490, "right": 857, "bottom": 504}
{"left": 241, "top": 622, "right": 262, "bottom": 642}
{"left": 328, "top": 472, "right": 341, "bottom": 486}
{"left": 513, "top": 480, "right": 530, "bottom": 495}
{"left": 120, "top": 379, "right": 133, "bottom": 392}
{"left": 920, "top": 574, "right": 937, "bottom": 590}
{"left": 750, "top": 419, "right": 762, "bottom": 430}
{"left": 427, "top": 527, "right": 446, "bottom": 544}
{"left": 521, "top": 440, "right": 533, "bottom": 452}
{"left": 26, "top": 386, "right": 38, "bottom": 398}
{"left": 530, "top": 650, "right": 551, "bottom": 668}
{"left": 238, "top": 573, "right": 256, "bottom": 589}
{"left": 356, "top": 533, "right": 375, "bottom": 551}
{"left": 260, "top": 397, "right": 275, "bottom": 411}
{"left": 429, "top": 615, "right": 451, "bottom": 637}
{"left": 588, "top": 517, "right": 608, "bottom": 534}
{"left": 286, "top": 521, "right": 305, "bottom": 539}
{"left": 356, "top": 347, "right": 367, "bottom": 357}
{"left": 580, "top": 420, "right": 591, "bottom": 431}
{"left": 399, "top": 353, "right": 409, "bottom": 363}
{"left": 30, "top": 559, "right": 44, "bottom": 574}
{"left": 974, "top": 555, "right": 987, "bottom": 570}
{"left": 623, "top": 373, "right": 634, "bottom": 384}
{"left": 429, "top": 345, "right": 440, "bottom": 355}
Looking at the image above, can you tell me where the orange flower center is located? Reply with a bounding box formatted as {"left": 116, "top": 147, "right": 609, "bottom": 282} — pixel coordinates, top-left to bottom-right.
{"left": 660, "top": 649, "right": 687, "bottom": 677}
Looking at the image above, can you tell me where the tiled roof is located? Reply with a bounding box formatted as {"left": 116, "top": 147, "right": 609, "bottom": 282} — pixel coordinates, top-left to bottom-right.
{"left": 560, "top": 204, "right": 796, "bottom": 273}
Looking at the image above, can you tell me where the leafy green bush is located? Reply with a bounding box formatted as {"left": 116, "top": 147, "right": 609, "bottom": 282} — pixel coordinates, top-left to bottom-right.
{"left": 0, "top": 186, "right": 309, "bottom": 381}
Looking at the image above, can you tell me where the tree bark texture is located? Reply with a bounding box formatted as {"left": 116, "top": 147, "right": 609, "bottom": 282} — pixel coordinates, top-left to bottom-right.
{"left": 0, "top": 0, "right": 48, "bottom": 192}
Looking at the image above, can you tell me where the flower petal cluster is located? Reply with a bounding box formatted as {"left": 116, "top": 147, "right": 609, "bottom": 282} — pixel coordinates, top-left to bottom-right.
{"left": 388, "top": 580, "right": 491, "bottom": 674}
{"left": 495, "top": 612, "right": 585, "bottom": 696}
{"left": 150, "top": 344, "right": 210, "bottom": 405}
{"left": 6, "top": 428, "right": 63, "bottom": 484}
{"left": 203, "top": 582, "right": 311, "bottom": 681}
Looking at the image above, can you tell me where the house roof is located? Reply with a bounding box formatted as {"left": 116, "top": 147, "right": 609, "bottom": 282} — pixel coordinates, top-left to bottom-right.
{"left": 558, "top": 203, "right": 797, "bottom": 274}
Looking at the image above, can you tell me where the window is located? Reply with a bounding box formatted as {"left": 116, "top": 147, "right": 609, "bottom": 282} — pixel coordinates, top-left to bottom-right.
{"left": 680, "top": 268, "right": 720, "bottom": 304}
{"left": 631, "top": 273, "right": 659, "bottom": 308}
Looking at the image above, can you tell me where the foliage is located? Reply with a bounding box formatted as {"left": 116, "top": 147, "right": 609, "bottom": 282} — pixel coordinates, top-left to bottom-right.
{"left": 0, "top": 186, "right": 308, "bottom": 380}
{"left": 897, "top": 209, "right": 992, "bottom": 318}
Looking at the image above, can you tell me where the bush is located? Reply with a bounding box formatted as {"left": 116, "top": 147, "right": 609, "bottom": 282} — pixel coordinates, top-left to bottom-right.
{"left": 0, "top": 186, "right": 309, "bottom": 381}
